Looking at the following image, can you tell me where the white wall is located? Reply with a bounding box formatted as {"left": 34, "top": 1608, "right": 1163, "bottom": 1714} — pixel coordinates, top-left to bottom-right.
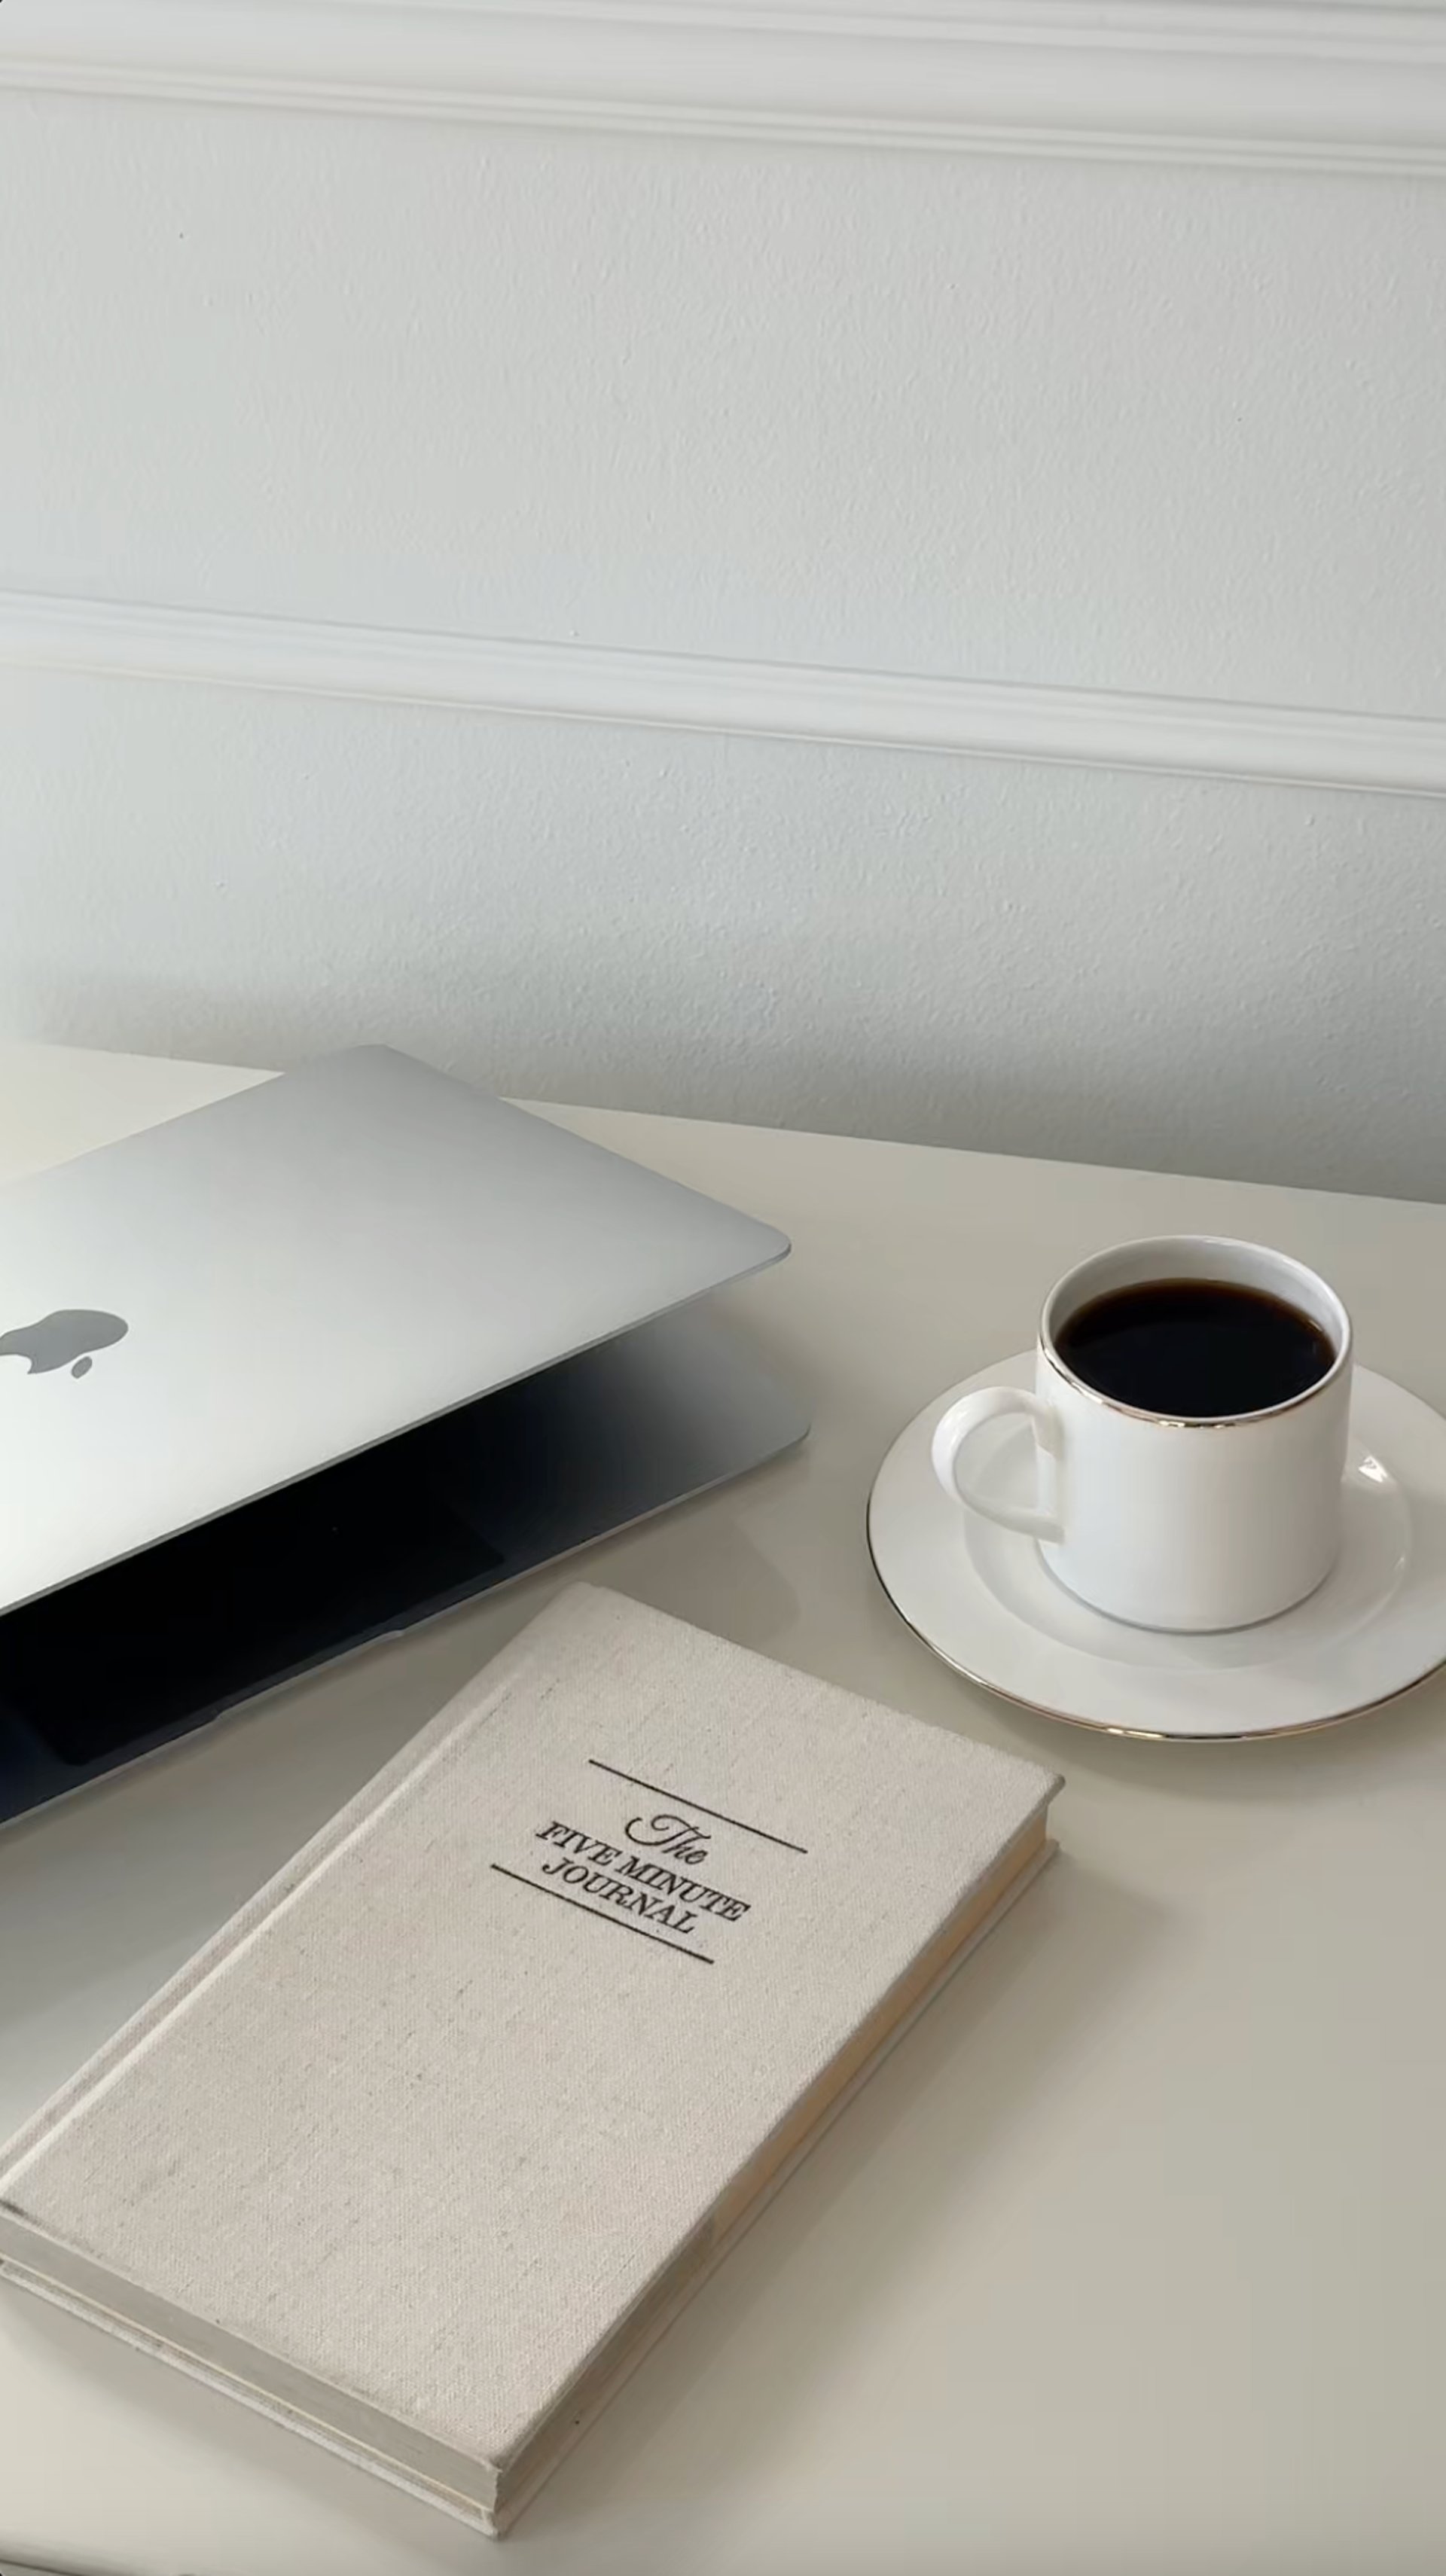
{"left": 2, "top": 10, "right": 1444, "bottom": 1197}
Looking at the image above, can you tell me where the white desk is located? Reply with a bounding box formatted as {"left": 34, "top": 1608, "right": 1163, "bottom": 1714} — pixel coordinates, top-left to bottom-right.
{"left": 2, "top": 1043, "right": 1444, "bottom": 2576}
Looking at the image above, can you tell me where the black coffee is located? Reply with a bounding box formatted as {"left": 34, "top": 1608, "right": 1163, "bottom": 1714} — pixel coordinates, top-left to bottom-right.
{"left": 1054, "top": 1279, "right": 1335, "bottom": 1419}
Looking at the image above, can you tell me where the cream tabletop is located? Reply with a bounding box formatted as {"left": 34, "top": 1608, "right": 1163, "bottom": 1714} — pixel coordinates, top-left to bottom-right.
{"left": 1, "top": 1042, "right": 1443, "bottom": 2576}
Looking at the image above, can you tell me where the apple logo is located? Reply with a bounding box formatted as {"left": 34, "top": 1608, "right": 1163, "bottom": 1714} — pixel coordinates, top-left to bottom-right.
{"left": 0, "top": 1309, "right": 129, "bottom": 1379}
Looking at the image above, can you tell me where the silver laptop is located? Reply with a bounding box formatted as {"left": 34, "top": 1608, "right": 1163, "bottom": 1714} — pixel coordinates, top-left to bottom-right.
{"left": 0, "top": 1048, "right": 806, "bottom": 1819}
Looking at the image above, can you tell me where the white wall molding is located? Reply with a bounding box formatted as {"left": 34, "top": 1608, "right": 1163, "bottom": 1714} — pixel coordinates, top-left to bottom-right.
{"left": 4, "top": 589, "right": 1444, "bottom": 799}
{"left": 5, "top": 0, "right": 1446, "bottom": 175}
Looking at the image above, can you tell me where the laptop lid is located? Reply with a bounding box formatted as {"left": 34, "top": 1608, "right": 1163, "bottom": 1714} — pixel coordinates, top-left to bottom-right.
{"left": 0, "top": 1048, "right": 789, "bottom": 1614}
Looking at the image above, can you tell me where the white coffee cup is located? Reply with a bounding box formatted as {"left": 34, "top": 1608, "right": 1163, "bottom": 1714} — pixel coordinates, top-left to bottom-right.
{"left": 931, "top": 1236, "right": 1353, "bottom": 1632}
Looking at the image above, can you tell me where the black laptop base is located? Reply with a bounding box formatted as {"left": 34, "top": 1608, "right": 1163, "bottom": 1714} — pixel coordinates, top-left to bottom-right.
{"left": 0, "top": 1308, "right": 804, "bottom": 1827}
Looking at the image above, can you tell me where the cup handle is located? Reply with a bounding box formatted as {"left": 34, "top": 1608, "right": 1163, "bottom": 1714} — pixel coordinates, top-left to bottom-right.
{"left": 930, "top": 1385, "right": 1064, "bottom": 1542}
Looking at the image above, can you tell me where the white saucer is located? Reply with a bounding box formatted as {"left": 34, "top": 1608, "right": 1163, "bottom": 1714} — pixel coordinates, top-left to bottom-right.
{"left": 868, "top": 1354, "right": 1446, "bottom": 1739}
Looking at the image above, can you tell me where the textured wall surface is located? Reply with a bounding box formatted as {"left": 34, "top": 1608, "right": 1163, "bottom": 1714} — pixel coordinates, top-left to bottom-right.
{"left": 2, "top": 78, "right": 1444, "bottom": 1195}
{"left": 5, "top": 662, "right": 1442, "bottom": 1198}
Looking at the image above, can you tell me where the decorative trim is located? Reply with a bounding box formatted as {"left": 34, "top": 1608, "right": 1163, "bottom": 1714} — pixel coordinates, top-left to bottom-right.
{"left": 5, "top": 0, "right": 1446, "bottom": 175}
{"left": 2, "top": 588, "right": 1444, "bottom": 797}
